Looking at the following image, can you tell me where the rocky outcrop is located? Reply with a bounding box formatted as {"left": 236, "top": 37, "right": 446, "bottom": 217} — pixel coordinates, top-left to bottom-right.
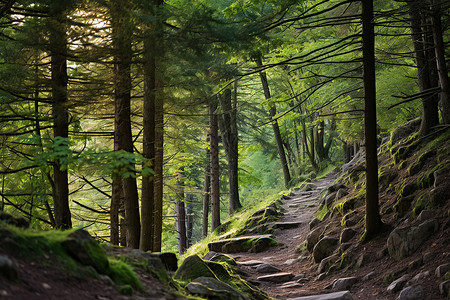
{"left": 387, "top": 219, "right": 439, "bottom": 260}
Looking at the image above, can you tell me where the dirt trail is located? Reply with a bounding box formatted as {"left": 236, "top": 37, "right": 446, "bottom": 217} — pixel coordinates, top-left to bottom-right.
{"left": 231, "top": 175, "right": 337, "bottom": 300}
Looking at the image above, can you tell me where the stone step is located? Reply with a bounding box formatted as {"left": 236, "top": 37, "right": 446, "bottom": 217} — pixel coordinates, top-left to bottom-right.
{"left": 236, "top": 259, "right": 265, "bottom": 266}
{"left": 287, "top": 290, "right": 353, "bottom": 300}
{"left": 270, "top": 221, "right": 302, "bottom": 230}
{"left": 257, "top": 272, "right": 294, "bottom": 283}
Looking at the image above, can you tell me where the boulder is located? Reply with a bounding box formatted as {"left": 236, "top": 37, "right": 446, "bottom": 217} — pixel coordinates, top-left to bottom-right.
{"left": 186, "top": 277, "right": 244, "bottom": 300}
{"left": 287, "top": 290, "right": 354, "bottom": 300}
{"left": 439, "top": 280, "right": 450, "bottom": 298}
{"left": 257, "top": 272, "right": 294, "bottom": 283}
{"left": 407, "top": 271, "right": 430, "bottom": 286}
{"left": 416, "top": 210, "right": 436, "bottom": 222}
{"left": 151, "top": 252, "right": 178, "bottom": 271}
{"left": 0, "top": 255, "right": 18, "bottom": 281}
{"left": 387, "top": 219, "right": 439, "bottom": 260}
{"left": 335, "top": 189, "right": 348, "bottom": 201}
{"left": 395, "top": 285, "right": 425, "bottom": 300}
{"left": 332, "top": 277, "right": 358, "bottom": 291}
{"left": 301, "top": 183, "right": 317, "bottom": 192}
{"left": 309, "top": 218, "right": 321, "bottom": 230}
{"left": 255, "top": 263, "right": 281, "bottom": 274}
{"left": 313, "top": 236, "right": 339, "bottom": 263}
{"left": 307, "top": 226, "right": 324, "bottom": 252}
{"left": 387, "top": 275, "right": 410, "bottom": 294}
{"left": 203, "top": 251, "right": 236, "bottom": 266}
{"left": 318, "top": 255, "right": 338, "bottom": 274}
{"left": 128, "top": 249, "right": 166, "bottom": 272}
{"left": 61, "top": 229, "right": 109, "bottom": 274}
{"left": 434, "top": 167, "right": 449, "bottom": 188}
{"left": 325, "top": 192, "right": 337, "bottom": 207}
{"left": 173, "top": 254, "right": 216, "bottom": 282}
{"left": 436, "top": 264, "right": 450, "bottom": 278}
{"left": 390, "top": 118, "right": 421, "bottom": 144}
{"left": 340, "top": 228, "right": 356, "bottom": 244}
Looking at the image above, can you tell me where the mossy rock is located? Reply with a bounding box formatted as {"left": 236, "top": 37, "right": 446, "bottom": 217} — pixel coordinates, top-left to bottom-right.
{"left": 393, "top": 195, "right": 415, "bottom": 215}
{"left": 395, "top": 181, "right": 417, "bottom": 198}
{"left": 61, "top": 229, "right": 109, "bottom": 275}
{"left": 186, "top": 277, "right": 244, "bottom": 300}
{"left": 174, "top": 254, "right": 216, "bottom": 283}
{"left": 408, "top": 150, "right": 436, "bottom": 176}
{"left": 248, "top": 237, "right": 279, "bottom": 253}
{"left": 333, "top": 196, "right": 360, "bottom": 216}
{"left": 205, "top": 261, "right": 232, "bottom": 282}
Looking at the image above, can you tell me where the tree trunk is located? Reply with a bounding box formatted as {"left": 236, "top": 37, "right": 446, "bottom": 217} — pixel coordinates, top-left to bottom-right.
{"left": 175, "top": 170, "right": 187, "bottom": 254}
{"left": 256, "top": 57, "right": 291, "bottom": 188}
{"left": 202, "top": 143, "right": 210, "bottom": 238}
{"left": 430, "top": 0, "right": 450, "bottom": 124}
{"left": 111, "top": 1, "right": 140, "bottom": 248}
{"left": 210, "top": 99, "right": 221, "bottom": 232}
{"left": 185, "top": 193, "right": 194, "bottom": 248}
{"left": 218, "top": 89, "right": 241, "bottom": 214}
{"left": 362, "top": 0, "right": 382, "bottom": 238}
{"left": 407, "top": 0, "right": 440, "bottom": 135}
{"left": 140, "top": 29, "right": 156, "bottom": 251}
{"left": 110, "top": 178, "right": 122, "bottom": 245}
{"left": 153, "top": 88, "right": 164, "bottom": 251}
{"left": 49, "top": 1, "right": 71, "bottom": 229}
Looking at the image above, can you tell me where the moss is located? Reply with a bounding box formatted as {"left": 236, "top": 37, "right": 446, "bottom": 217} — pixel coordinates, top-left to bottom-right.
{"left": 333, "top": 196, "right": 359, "bottom": 216}
{"left": 118, "top": 285, "right": 133, "bottom": 296}
{"left": 107, "top": 258, "right": 143, "bottom": 291}
{"left": 242, "top": 236, "right": 280, "bottom": 252}
{"left": 383, "top": 273, "right": 395, "bottom": 284}
{"left": 315, "top": 205, "right": 328, "bottom": 221}
{"left": 444, "top": 271, "right": 450, "bottom": 281}
{"left": 339, "top": 252, "right": 351, "bottom": 269}
{"left": 407, "top": 150, "right": 436, "bottom": 176}
{"left": 205, "top": 261, "right": 232, "bottom": 282}
{"left": 395, "top": 181, "right": 416, "bottom": 198}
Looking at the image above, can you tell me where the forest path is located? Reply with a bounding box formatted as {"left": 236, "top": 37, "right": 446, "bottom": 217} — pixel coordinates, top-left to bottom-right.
{"left": 231, "top": 174, "right": 337, "bottom": 300}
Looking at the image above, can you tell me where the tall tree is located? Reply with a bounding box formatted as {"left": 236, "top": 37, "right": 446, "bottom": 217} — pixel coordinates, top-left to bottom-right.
{"left": 407, "top": 0, "right": 440, "bottom": 136}
{"left": 175, "top": 168, "right": 187, "bottom": 254}
{"left": 209, "top": 99, "right": 221, "bottom": 232}
{"left": 256, "top": 56, "right": 291, "bottom": 188}
{"left": 202, "top": 142, "right": 211, "bottom": 238}
{"left": 430, "top": 0, "right": 450, "bottom": 124}
{"left": 110, "top": 0, "right": 140, "bottom": 248}
{"left": 362, "top": 0, "right": 382, "bottom": 238}
{"left": 218, "top": 88, "right": 241, "bottom": 214}
{"left": 49, "top": 0, "right": 72, "bottom": 229}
